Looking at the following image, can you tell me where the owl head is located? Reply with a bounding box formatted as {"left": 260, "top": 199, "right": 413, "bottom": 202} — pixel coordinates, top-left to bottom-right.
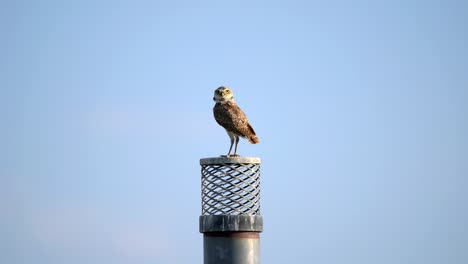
{"left": 213, "top": 86, "right": 234, "bottom": 102}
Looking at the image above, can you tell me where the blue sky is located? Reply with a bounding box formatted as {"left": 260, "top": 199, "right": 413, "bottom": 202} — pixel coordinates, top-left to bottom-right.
{"left": 2, "top": 1, "right": 467, "bottom": 263}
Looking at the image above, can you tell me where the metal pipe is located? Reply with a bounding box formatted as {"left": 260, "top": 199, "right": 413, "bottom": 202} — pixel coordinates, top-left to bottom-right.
{"left": 204, "top": 232, "right": 260, "bottom": 264}
{"left": 200, "top": 157, "right": 262, "bottom": 264}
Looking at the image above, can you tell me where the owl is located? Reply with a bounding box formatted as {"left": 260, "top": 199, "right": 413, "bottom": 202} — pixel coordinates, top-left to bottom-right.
{"left": 213, "top": 86, "right": 259, "bottom": 157}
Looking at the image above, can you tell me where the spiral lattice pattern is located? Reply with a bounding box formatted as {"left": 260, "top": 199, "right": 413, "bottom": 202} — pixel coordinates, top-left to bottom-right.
{"left": 201, "top": 162, "right": 261, "bottom": 215}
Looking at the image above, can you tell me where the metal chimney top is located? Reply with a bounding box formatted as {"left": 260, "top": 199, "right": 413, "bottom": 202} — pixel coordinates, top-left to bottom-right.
{"left": 200, "top": 156, "right": 261, "bottom": 165}
{"left": 199, "top": 156, "right": 263, "bottom": 264}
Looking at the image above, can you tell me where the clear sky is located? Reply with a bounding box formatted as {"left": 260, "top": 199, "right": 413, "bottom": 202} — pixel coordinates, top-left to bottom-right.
{"left": 2, "top": 1, "right": 467, "bottom": 263}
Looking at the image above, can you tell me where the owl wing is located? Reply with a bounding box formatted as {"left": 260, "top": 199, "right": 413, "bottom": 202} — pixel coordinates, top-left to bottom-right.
{"left": 214, "top": 103, "right": 256, "bottom": 138}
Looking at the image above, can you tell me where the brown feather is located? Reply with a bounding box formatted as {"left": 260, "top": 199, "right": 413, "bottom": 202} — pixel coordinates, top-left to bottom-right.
{"left": 213, "top": 101, "right": 259, "bottom": 144}
{"left": 246, "top": 124, "right": 259, "bottom": 144}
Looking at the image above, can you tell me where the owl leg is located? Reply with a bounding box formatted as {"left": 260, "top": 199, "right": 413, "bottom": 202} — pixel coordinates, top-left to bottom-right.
{"left": 233, "top": 136, "right": 240, "bottom": 156}
{"left": 227, "top": 134, "right": 235, "bottom": 156}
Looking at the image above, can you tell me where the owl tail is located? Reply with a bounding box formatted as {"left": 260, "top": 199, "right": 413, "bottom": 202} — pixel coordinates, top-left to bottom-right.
{"left": 248, "top": 135, "right": 260, "bottom": 144}
{"left": 246, "top": 123, "right": 259, "bottom": 144}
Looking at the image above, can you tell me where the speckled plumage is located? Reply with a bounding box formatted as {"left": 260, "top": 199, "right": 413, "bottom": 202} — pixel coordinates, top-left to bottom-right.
{"left": 213, "top": 86, "right": 259, "bottom": 156}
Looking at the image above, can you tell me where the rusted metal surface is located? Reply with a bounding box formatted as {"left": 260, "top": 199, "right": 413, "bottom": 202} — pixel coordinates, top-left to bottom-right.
{"left": 199, "top": 215, "right": 263, "bottom": 233}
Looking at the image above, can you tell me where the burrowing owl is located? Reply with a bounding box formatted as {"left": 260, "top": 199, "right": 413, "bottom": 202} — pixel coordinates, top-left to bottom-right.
{"left": 213, "top": 86, "right": 259, "bottom": 157}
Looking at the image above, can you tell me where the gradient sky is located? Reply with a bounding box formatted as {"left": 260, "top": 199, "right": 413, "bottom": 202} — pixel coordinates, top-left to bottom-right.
{"left": 2, "top": 1, "right": 467, "bottom": 264}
